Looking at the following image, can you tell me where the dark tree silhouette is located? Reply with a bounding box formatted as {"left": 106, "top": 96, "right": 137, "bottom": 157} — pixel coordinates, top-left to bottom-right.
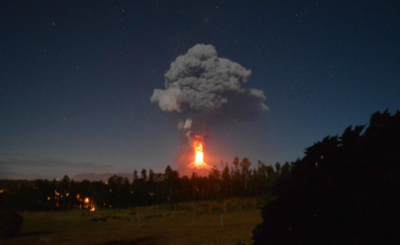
{"left": 253, "top": 110, "right": 400, "bottom": 244}
{"left": 0, "top": 145, "right": 287, "bottom": 210}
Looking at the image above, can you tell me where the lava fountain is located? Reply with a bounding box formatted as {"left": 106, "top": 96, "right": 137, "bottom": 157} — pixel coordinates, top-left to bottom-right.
{"left": 188, "top": 135, "right": 212, "bottom": 170}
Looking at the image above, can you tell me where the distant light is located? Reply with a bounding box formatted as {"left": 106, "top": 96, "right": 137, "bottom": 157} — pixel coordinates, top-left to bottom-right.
{"left": 84, "top": 197, "right": 89, "bottom": 203}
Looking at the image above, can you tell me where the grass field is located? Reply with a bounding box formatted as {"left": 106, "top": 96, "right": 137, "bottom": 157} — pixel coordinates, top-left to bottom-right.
{"left": 1, "top": 198, "right": 267, "bottom": 245}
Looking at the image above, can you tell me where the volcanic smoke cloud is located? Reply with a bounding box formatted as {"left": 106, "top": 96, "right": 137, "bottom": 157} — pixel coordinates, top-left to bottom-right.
{"left": 150, "top": 44, "right": 268, "bottom": 141}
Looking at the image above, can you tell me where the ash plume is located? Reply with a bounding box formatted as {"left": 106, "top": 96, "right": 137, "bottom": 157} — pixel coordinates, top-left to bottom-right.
{"left": 151, "top": 44, "right": 268, "bottom": 140}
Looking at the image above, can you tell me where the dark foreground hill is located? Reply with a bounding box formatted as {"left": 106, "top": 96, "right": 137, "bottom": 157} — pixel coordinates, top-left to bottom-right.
{"left": 253, "top": 110, "right": 400, "bottom": 244}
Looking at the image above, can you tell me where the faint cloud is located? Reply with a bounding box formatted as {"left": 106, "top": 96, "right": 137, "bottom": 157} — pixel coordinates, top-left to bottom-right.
{"left": 0, "top": 154, "right": 114, "bottom": 180}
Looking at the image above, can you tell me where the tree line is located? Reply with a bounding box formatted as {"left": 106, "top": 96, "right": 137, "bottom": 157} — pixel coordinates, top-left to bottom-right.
{"left": 0, "top": 157, "right": 292, "bottom": 211}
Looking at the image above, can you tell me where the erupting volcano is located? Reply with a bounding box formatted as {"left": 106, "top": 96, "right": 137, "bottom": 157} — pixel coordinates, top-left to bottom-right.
{"left": 188, "top": 136, "right": 211, "bottom": 170}
{"left": 150, "top": 44, "right": 268, "bottom": 173}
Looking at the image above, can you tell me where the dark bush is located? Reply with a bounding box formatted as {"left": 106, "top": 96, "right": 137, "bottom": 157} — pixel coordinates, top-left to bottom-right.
{"left": 0, "top": 210, "right": 23, "bottom": 238}
{"left": 253, "top": 110, "right": 400, "bottom": 244}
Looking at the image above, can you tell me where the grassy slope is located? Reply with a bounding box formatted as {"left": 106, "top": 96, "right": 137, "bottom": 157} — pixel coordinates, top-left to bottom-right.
{"left": 2, "top": 198, "right": 265, "bottom": 245}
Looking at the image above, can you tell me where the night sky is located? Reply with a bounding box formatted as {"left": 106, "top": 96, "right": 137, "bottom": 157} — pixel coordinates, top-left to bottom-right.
{"left": 1, "top": 0, "right": 399, "bottom": 180}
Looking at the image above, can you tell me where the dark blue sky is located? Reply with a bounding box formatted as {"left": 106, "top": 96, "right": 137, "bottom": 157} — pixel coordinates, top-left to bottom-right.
{"left": 1, "top": 0, "right": 399, "bottom": 179}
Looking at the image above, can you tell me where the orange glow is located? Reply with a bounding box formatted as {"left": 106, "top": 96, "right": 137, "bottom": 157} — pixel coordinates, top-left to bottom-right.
{"left": 84, "top": 197, "right": 89, "bottom": 203}
{"left": 189, "top": 135, "right": 211, "bottom": 170}
{"left": 90, "top": 206, "right": 96, "bottom": 212}
{"left": 195, "top": 141, "right": 204, "bottom": 163}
